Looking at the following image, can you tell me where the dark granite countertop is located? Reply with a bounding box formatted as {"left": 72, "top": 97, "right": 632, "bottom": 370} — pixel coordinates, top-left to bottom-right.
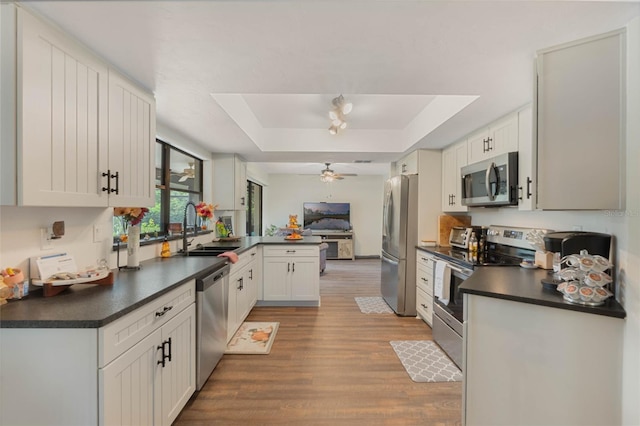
{"left": 0, "top": 236, "right": 322, "bottom": 329}
{"left": 459, "top": 266, "right": 626, "bottom": 319}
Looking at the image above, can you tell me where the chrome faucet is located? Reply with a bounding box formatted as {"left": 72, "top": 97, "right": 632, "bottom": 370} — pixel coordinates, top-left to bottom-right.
{"left": 182, "top": 201, "right": 198, "bottom": 256}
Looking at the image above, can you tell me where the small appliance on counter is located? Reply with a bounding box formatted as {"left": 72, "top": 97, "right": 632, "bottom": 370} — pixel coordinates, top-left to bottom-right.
{"left": 449, "top": 226, "right": 486, "bottom": 250}
{"left": 543, "top": 231, "right": 612, "bottom": 259}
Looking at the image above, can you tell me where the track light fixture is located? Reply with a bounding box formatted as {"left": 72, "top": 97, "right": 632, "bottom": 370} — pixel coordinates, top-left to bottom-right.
{"left": 328, "top": 95, "right": 352, "bottom": 135}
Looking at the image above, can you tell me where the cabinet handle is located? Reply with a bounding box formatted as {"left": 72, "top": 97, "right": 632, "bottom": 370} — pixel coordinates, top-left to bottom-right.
{"left": 157, "top": 343, "right": 166, "bottom": 367}
{"left": 292, "top": 262, "right": 295, "bottom": 272}
{"left": 101, "top": 170, "right": 111, "bottom": 193}
{"left": 155, "top": 305, "right": 173, "bottom": 317}
{"left": 421, "top": 304, "right": 428, "bottom": 309}
{"left": 110, "top": 171, "right": 119, "bottom": 194}
{"left": 249, "top": 269, "right": 253, "bottom": 280}
{"left": 166, "top": 337, "right": 172, "bottom": 363}
{"left": 238, "top": 277, "right": 243, "bottom": 290}
{"left": 526, "top": 177, "right": 532, "bottom": 199}
{"left": 483, "top": 138, "right": 489, "bottom": 153}
{"left": 286, "top": 250, "right": 296, "bottom": 253}
{"left": 402, "top": 164, "right": 407, "bottom": 173}
{"left": 421, "top": 277, "right": 428, "bottom": 282}
{"left": 240, "top": 196, "right": 245, "bottom": 206}
{"left": 487, "top": 137, "right": 493, "bottom": 151}
{"left": 451, "top": 194, "right": 455, "bottom": 205}
{"left": 287, "top": 262, "right": 290, "bottom": 272}
{"left": 518, "top": 186, "right": 523, "bottom": 201}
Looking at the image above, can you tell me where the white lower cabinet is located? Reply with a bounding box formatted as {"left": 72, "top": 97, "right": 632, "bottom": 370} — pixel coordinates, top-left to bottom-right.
{"left": 99, "top": 282, "right": 196, "bottom": 426}
{"left": 262, "top": 245, "right": 320, "bottom": 302}
{"left": 415, "top": 250, "right": 435, "bottom": 326}
{"left": 227, "top": 248, "right": 259, "bottom": 341}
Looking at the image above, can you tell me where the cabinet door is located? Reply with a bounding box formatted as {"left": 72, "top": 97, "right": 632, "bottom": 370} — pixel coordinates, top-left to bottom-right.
{"left": 108, "top": 70, "right": 156, "bottom": 207}
{"left": 18, "top": 8, "right": 109, "bottom": 207}
{"left": 443, "top": 141, "right": 468, "bottom": 212}
{"left": 262, "top": 258, "right": 291, "bottom": 300}
{"left": 227, "top": 269, "right": 242, "bottom": 341}
{"left": 100, "top": 328, "right": 161, "bottom": 426}
{"left": 337, "top": 239, "right": 353, "bottom": 260}
{"left": 467, "top": 128, "right": 490, "bottom": 165}
{"left": 536, "top": 30, "right": 624, "bottom": 210}
{"left": 160, "top": 304, "right": 196, "bottom": 426}
{"left": 517, "top": 106, "right": 536, "bottom": 211}
{"left": 397, "top": 151, "right": 418, "bottom": 175}
{"left": 234, "top": 156, "right": 247, "bottom": 209}
{"left": 489, "top": 113, "right": 518, "bottom": 156}
{"left": 290, "top": 258, "right": 319, "bottom": 301}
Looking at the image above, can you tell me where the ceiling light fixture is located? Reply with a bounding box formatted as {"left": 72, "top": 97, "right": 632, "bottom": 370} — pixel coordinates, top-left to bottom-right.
{"left": 328, "top": 95, "right": 352, "bottom": 135}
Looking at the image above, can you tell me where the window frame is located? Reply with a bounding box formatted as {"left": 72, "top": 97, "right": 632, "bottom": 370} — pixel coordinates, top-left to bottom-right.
{"left": 113, "top": 139, "right": 205, "bottom": 246}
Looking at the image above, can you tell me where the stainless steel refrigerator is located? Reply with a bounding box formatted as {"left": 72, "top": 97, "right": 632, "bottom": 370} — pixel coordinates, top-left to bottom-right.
{"left": 381, "top": 174, "right": 419, "bottom": 316}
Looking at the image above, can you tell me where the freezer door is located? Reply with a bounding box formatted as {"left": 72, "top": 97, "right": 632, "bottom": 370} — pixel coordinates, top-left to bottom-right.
{"left": 381, "top": 251, "right": 400, "bottom": 314}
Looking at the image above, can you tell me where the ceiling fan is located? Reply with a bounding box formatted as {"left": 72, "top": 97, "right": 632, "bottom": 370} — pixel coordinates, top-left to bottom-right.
{"left": 172, "top": 162, "right": 195, "bottom": 182}
{"left": 320, "top": 163, "right": 357, "bottom": 182}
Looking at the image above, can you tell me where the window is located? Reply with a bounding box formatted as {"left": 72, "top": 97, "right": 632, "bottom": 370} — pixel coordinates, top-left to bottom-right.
{"left": 113, "top": 140, "right": 203, "bottom": 241}
{"left": 246, "top": 180, "right": 263, "bottom": 236}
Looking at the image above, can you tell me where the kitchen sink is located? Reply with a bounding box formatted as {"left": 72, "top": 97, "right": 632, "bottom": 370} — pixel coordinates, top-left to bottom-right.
{"left": 188, "top": 245, "right": 240, "bottom": 256}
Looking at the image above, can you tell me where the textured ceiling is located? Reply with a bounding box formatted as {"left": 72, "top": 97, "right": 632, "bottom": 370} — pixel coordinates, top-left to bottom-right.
{"left": 24, "top": 1, "right": 640, "bottom": 175}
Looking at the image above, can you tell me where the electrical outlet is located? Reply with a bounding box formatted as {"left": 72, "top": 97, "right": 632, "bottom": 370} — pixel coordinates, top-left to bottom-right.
{"left": 93, "top": 224, "right": 102, "bottom": 243}
{"left": 40, "top": 228, "right": 53, "bottom": 250}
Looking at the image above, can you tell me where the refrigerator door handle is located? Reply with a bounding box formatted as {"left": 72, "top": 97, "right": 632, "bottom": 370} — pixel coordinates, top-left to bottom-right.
{"left": 382, "top": 186, "right": 392, "bottom": 238}
{"left": 381, "top": 251, "right": 399, "bottom": 266}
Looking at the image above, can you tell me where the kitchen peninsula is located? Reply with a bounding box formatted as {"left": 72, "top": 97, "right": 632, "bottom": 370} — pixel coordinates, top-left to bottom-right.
{"left": 0, "top": 236, "right": 321, "bottom": 425}
{"left": 460, "top": 267, "right": 625, "bottom": 425}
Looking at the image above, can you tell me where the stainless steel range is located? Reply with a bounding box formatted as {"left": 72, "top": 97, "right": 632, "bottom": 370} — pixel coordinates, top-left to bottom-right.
{"left": 429, "top": 225, "right": 547, "bottom": 368}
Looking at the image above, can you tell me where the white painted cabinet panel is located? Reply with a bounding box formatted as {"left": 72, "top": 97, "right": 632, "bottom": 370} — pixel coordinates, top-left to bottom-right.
{"left": 517, "top": 105, "right": 536, "bottom": 210}
{"left": 1, "top": 6, "right": 156, "bottom": 207}
{"left": 536, "top": 30, "right": 625, "bottom": 210}
{"left": 396, "top": 150, "right": 418, "bottom": 175}
{"left": 14, "top": 6, "right": 109, "bottom": 206}
{"left": 160, "top": 304, "right": 196, "bottom": 426}
{"left": 467, "top": 113, "right": 518, "bottom": 164}
{"left": 263, "top": 245, "right": 320, "bottom": 302}
{"left": 100, "top": 329, "right": 160, "bottom": 426}
{"left": 442, "top": 140, "right": 468, "bottom": 212}
{"left": 213, "top": 154, "right": 247, "bottom": 210}
{"left": 227, "top": 248, "right": 259, "bottom": 341}
{"left": 108, "top": 70, "right": 156, "bottom": 207}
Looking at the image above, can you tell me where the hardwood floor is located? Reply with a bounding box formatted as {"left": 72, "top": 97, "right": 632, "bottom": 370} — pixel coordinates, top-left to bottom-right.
{"left": 175, "top": 259, "right": 462, "bottom": 425}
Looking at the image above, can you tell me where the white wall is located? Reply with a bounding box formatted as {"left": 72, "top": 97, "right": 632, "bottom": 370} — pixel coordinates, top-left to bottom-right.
{"left": 264, "top": 174, "right": 385, "bottom": 257}
{"left": 469, "top": 18, "right": 640, "bottom": 424}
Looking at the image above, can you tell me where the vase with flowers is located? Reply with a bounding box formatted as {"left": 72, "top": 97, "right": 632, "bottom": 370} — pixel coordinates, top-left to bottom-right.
{"left": 114, "top": 207, "right": 149, "bottom": 268}
{"left": 196, "top": 202, "right": 216, "bottom": 230}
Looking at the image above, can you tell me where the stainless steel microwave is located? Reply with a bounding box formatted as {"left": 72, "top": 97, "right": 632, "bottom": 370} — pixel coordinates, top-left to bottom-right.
{"left": 461, "top": 152, "right": 518, "bottom": 207}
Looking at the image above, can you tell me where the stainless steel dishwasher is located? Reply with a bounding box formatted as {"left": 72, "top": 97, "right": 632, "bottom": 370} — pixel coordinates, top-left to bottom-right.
{"left": 196, "top": 263, "right": 230, "bottom": 391}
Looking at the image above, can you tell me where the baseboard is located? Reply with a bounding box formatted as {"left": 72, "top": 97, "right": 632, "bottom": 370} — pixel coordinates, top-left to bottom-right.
{"left": 354, "top": 255, "right": 380, "bottom": 259}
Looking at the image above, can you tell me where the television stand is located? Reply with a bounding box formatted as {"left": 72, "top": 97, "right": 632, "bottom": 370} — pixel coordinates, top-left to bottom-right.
{"left": 312, "top": 231, "right": 355, "bottom": 260}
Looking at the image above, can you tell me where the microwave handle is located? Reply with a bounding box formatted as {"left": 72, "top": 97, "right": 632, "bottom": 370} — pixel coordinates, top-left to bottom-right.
{"left": 485, "top": 162, "right": 497, "bottom": 201}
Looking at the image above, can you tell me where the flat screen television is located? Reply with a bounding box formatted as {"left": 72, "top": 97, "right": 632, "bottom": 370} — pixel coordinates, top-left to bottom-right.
{"left": 303, "top": 202, "right": 351, "bottom": 231}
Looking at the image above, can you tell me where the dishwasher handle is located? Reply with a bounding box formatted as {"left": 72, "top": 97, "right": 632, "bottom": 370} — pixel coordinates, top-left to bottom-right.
{"left": 196, "top": 264, "right": 231, "bottom": 292}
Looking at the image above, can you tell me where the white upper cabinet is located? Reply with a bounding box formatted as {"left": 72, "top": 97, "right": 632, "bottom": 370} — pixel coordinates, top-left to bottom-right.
{"left": 213, "top": 154, "right": 247, "bottom": 210}
{"left": 517, "top": 106, "right": 536, "bottom": 211}
{"left": 442, "top": 140, "right": 468, "bottom": 212}
{"left": 396, "top": 151, "right": 419, "bottom": 175}
{"left": 468, "top": 113, "right": 518, "bottom": 164}
{"left": 0, "top": 5, "right": 155, "bottom": 207}
{"left": 107, "top": 70, "right": 156, "bottom": 207}
{"left": 536, "top": 29, "right": 625, "bottom": 210}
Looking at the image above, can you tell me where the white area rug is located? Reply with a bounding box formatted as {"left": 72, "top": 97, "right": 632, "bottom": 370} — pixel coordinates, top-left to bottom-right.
{"left": 354, "top": 296, "right": 394, "bottom": 314}
{"left": 225, "top": 322, "right": 279, "bottom": 355}
{"left": 390, "top": 340, "right": 463, "bottom": 383}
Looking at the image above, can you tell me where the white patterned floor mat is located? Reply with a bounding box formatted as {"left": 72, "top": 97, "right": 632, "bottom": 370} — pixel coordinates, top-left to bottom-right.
{"left": 390, "top": 340, "right": 462, "bottom": 383}
{"left": 354, "top": 296, "right": 394, "bottom": 314}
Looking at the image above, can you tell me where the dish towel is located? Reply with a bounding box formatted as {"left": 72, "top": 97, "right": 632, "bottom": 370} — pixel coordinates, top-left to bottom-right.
{"left": 434, "top": 260, "right": 451, "bottom": 305}
{"left": 217, "top": 252, "right": 239, "bottom": 263}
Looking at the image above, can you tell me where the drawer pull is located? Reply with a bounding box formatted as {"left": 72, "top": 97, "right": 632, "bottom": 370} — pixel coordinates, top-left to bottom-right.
{"left": 286, "top": 249, "right": 296, "bottom": 253}
{"left": 155, "top": 306, "right": 173, "bottom": 317}
{"left": 421, "top": 304, "right": 428, "bottom": 309}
